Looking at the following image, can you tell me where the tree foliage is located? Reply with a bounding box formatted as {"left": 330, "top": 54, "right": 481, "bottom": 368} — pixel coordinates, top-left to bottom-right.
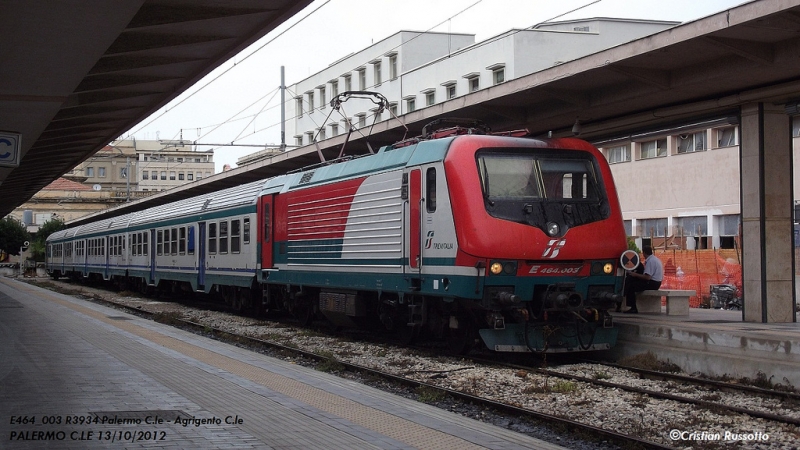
{"left": 0, "top": 216, "right": 31, "bottom": 256}
{"left": 31, "top": 218, "right": 66, "bottom": 261}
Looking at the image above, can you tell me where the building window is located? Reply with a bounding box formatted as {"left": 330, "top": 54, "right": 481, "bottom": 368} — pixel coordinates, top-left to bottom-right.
{"left": 607, "top": 144, "right": 630, "bottom": 163}
{"left": 296, "top": 97, "right": 303, "bottom": 117}
{"left": 177, "top": 157, "right": 183, "bottom": 163}
{"left": 624, "top": 220, "right": 633, "bottom": 236}
{"left": 446, "top": 84, "right": 456, "bottom": 99}
{"left": 86, "top": 167, "right": 94, "bottom": 177}
{"left": 167, "top": 157, "right": 174, "bottom": 162}
{"left": 330, "top": 123, "right": 338, "bottom": 136}
{"left": 469, "top": 77, "right": 479, "bottom": 92}
{"left": 406, "top": 97, "right": 416, "bottom": 112}
{"left": 318, "top": 128, "right": 326, "bottom": 140}
{"left": 98, "top": 167, "right": 106, "bottom": 177}
{"left": 358, "top": 68, "right": 366, "bottom": 90}
{"left": 425, "top": 91, "right": 435, "bottom": 106}
{"left": 331, "top": 80, "right": 338, "bottom": 97}
{"left": 319, "top": 86, "right": 326, "bottom": 108}
{"left": 142, "top": 171, "right": 149, "bottom": 180}
{"left": 169, "top": 171, "right": 176, "bottom": 180}
{"left": 295, "top": 136, "right": 303, "bottom": 146}
{"left": 677, "top": 131, "right": 706, "bottom": 154}
{"left": 151, "top": 171, "right": 157, "bottom": 180}
{"left": 178, "top": 172, "right": 184, "bottom": 181}
{"left": 676, "top": 216, "right": 708, "bottom": 236}
{"left": 716, "top": 127, "right": 737, "bottom": 147}
{"left": 356, "top": 114, "right": 366, "bottom": 128}
{"left": 720, "top": 214, "right": 740, "bottom": 236}
{"left": 373, "top": 61, "right": 382, "bottom": 85}
{"left": 204, "top": 172, "right": 210, "bottom": 178}
{"left": 389, "top": 55, "right": 397, "bottom": 79}
{"left": 306, "top": 131, "right": 314, "bottom": 143}
{"left": 307, "top": 91, "right": 314, "bottom": 111}
{"left": 389, "top": 102, "right": 398, "bottom": 117}
{"left": 196, "top": 172, "right": 202, "bottom": 180}
{"left": 639, "top": 138, "right": 667, "bottom": 159}
{"left": 638, "top": 218, "right": 667, "bottom": 237}
{"left": 493, "top": 69, "right": 505, "bottom": 85}
{"left": 344, "top": 74, "right": 352, "bottom": 91}
{"left": 160, "top": 171, "right": 167, "bottom": 180}
{"left": 187, "top": 173, "right": 193, "bottom": 181}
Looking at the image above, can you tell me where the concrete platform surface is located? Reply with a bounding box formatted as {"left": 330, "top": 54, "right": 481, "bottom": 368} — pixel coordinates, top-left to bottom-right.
{"left": 0, "top": 278, "right": 563, "bottom": 450}
{"left": 610, "top": 306, "right": 800, "bottom": 387}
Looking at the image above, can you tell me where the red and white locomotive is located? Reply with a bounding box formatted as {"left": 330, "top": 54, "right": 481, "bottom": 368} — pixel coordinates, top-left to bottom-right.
{"left": 48, "top": 112, "right": 628, "bottom": 354}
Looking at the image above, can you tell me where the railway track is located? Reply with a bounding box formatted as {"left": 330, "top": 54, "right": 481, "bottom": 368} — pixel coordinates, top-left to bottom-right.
{"left": 25, "top": 279, "right": 798, "bottom": 448}
{"left": 468, "top": 356, "right": 800, "bottom": 428}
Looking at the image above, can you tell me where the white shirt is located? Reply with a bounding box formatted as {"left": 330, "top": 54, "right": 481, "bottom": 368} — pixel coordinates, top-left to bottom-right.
{"left": 644, "top": 254, "right": 664, "bottom": 282}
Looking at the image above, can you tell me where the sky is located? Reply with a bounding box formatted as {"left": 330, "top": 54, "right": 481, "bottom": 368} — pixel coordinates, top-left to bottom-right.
{"left": 120, "top": 0, "right": 751, "bottom": 173}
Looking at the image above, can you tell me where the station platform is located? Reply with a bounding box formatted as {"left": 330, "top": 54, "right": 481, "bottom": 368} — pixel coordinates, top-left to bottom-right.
{"left": 0, "top": 277, "right": 563, "bottom": 450}
{"left": 609, "top": 307, "right": 800, "bottom": 388}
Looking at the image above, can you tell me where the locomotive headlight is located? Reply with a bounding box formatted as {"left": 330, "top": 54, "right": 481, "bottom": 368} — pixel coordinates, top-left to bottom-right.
{"left": 603, "top": 263, "right": 614, "bottom": 274}
{"left": 490, "top": 262, "right": 504, "bottom": 275}
{"left": 546, "top": 222, "right": 560, "bottom": 237}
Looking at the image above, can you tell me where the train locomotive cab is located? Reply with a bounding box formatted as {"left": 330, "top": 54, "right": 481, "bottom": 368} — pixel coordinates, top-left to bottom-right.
{"left": 444, "top": 134, "right": 628, "bottom": 353}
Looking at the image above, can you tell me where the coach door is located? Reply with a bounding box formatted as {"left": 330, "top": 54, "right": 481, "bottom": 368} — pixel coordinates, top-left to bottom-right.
{"left": 198, "top": 222, "right": 206, "bottom": 290}
{"left": 405, "top": 169, "right": 422, "bottom": 274}
{"left": 149, "top": 229, "right": 156, "bottom": 284}
{"left": 259, "top": 195, "right": 274, "bottom": 269}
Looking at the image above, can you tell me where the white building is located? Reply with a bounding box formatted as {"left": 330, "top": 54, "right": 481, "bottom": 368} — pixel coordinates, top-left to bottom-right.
{"left": 284, "top": 18, "right": 679, "bottom": 147}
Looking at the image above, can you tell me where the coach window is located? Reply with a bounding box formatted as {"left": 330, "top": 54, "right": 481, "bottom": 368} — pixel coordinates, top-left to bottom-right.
{"left": 157, "top": 230, "right": 163, "bottom": 255}
{"left": 143, "top": 232, "right": 148, "bottom": 256}
{"left": 163, "top": 230, "right": 170, "bottom": 255}
{"left": 231, "top": 219, "right": 241, "bottom": 253}
{"left": 171, "top": 228, "right": 178, "bottom": 254}
{"left": 179, "top": 227, "right": 186, "bottom": 254}
{"left": 219, "top": 221, "right": 229, "bottom": 254}
{"left": 243, "top": 218, "right": 250, "bottom": 244}
{"left": 426, "top": 168, "right": 437, "bottom": 212}
{"left": 208, "top": 223, "right": 217, "bottom": 254}
{"left": 131, "top": 233, "right": 137, "bottom": 256}
{"left": 187, "top": 226, "right": 195, "bottom": 255}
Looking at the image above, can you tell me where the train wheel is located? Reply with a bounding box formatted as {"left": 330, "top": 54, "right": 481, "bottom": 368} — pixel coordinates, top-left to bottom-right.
{"left": 398, "top": 324, "right": 420, "bottom": 345}
{"left": 447, "top": 315, "right": 475, "bottom": 355}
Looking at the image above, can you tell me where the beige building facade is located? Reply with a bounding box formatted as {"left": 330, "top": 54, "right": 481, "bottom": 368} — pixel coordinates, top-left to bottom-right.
{"left": 597, "top": 117, "right": 800, "bottom": 250}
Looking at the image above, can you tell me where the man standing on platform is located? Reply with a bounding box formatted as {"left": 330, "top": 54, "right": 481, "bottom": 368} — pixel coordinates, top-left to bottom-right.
{"left": 621, "top": 245, "right": 663, "bottom": 314}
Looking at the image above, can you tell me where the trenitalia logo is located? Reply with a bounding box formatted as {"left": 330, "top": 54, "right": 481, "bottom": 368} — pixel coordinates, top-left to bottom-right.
{"left": 541, "top": 239, "right": 566, "bottom": 258}
{"left": 424, "top": 231, "right": 434, "bottom": 249}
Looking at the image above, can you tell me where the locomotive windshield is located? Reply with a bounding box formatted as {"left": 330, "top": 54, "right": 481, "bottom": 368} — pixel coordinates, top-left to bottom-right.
{"left": 477, "top": 149, "right": 609, "bottom": 234}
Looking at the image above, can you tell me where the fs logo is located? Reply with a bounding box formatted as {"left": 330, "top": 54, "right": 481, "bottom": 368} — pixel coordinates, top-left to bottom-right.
{"left": 541, "top": 239, "right": 566, "bottom": 259}
{"left": 424, "top": 231, "right": 435, "bottom": 249}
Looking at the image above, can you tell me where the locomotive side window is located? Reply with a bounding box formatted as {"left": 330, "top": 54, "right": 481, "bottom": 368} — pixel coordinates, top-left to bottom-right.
{"left": 219, "top": 221, "right": 229, "bottom": 254}
{"left": 243, "top": 218, "right": 250, "bottom": 244}
{"left": 426, "top": 168, "right": 437, "bottom": 213}
{"left": 208, "top": 223, "right": 217, "bottom": 254}
{"left": 157, "top": 230, "right": 163, "bottom": 255}
{"left": 231, "top": 219, "right": 241, "bottom": 253}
